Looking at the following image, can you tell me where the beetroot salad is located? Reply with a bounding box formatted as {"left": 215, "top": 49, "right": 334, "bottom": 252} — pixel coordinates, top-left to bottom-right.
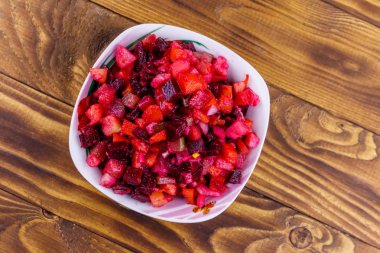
{"left": 77, "top": 34, "right": 260, "bottom": 208}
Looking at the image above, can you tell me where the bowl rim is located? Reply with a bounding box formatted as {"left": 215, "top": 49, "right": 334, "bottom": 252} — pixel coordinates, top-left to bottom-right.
{"left": 69, "top": 23, "right": 270, "bottom": 223}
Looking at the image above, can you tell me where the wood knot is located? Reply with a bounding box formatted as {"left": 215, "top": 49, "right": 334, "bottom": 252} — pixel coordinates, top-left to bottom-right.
{"left": 42, "top": 209, "right": 58, "bottom": 220}
{"left": 289, "top": 227, "right": 312, "bottom": 249}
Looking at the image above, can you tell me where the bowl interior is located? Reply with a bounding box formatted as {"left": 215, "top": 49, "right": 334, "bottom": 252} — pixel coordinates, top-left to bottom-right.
{"left": 69, "top": 24, "right": 270, "bottom": 223}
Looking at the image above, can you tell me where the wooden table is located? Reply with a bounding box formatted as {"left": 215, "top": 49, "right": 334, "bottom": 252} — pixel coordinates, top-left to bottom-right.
{"left": 1, "top": 0, "right": 379, "bottom": 252}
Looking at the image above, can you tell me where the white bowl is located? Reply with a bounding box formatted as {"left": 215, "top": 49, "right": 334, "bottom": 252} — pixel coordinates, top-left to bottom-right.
{"left": 69, "top": 24, "right": 270, "bottom": 223}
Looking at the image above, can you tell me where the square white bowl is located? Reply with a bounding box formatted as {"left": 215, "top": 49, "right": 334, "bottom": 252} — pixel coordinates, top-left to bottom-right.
{"left": 69, "top": 24, "right": 270, "bottom": 223}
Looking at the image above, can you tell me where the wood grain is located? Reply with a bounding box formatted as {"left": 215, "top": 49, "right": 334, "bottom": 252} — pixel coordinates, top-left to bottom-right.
{"left": 1, "top": 73, "right": 379, "bottom": 252}
{"left": 252, "top": 87, "right": 380, "bottom": 246}
{"left": 323, "top": 0, "right": 380, "bottom": 27}
{"left": 0, "top": 0, "right": 137, "bottom": 104}
{"left": 0, "top": 66, "right": 379, "bottom": 252}
{"left": 91, "top": 0, "right": 380, "bottom": 135}
{"left": 0, "top": 189, "right": 132, "bottom": 253}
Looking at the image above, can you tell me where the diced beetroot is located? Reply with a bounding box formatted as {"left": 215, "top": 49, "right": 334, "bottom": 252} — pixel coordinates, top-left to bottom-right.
{"left": 245, "top": 132, "right": 260, "bottom": 149}
{"left": 160, "top": 101, "right": 176, "bottom": 117}
{"left": 106, "top": 99, "right": 125, "bottom": 119}
{"left": 194, "top": 51, "right": 213, "bottom": 63}
{"left": 152, "top": 157, "right": 169, "bottom": 176}
{"left": 218, "top": 95, "right": 233, "bottom": 114}
{"left": 193, "top": 109, "right": 209, "bottom": 123}
{"left": 132, "top": 151, "right": 145, "bottom": 169}
{"left": 138, "top": 96, "right": 155, "bottom": 111}
{"left": 181, "top": 172, "right": 193, "bottom": 184}
{"left": 162, "top": 79, "right": 182, "bottom": 102}
{"left": 170, "top": 60, "right": 190, "bottom": 78}
{"left": 150, "top": 191, "right": 173, "bottom": 207}
{"left": 115, "top": 45, "right": 136, "bottom": 69}
{"left": 212, "top": 56, "right": 228, "bottom": 81}
{"left": 86, "top": 141, "right": 107, "bottom": 167}
{"left": 121, "top": 120, "right": 137, "bottom": 137}
{"left": 124, "top": 166, "right": 143, "bottom": 185}
{"left": 195, "top": 58, "right": 212, "bottom": 75}
{"left": 165, "top": 118, "right": 187, "bottom": 141}
{"left": 157, "top": 177, "right": 176, "bottom": 184}
{"left": 122, "top": 92, "right": 140, "bottom": 109}
{"left": 213, "top": 126, "right": 225, "bottom": 140}
{"left": 131, "top": 138, "right": 149, "bottom": 153}
{"left": 154, "top": 55, "right": 170, "bottom": 72}
{"left": 233, "top": 74, "right": 249, "bottom": 94}
{"left": 90, "top": 68, "right": 107, "bottom": 84}
{"left": 114, "top": 69, "right": 131, "bottom": 83}
{"left": 167, "top": 137, "right": 185, "bottom": 153}
{"left": 112, "top": 184, "right": 131, "bottom": 195}
{"left": 79, "top": 126, "right": 100, "bottom": 148}
{"left": 107, "top": 142, "right": 131, "bottom": 162}
{"left": 78, "top": 96, "right": 93, "bottom": 117}
{"left": 189, "top": 90, "right": 212, "bottom": 109}
{"left": 103, "top": 159, "right": 126, "bottom": 178}
{"left": 235, "top": 153, "right": 245, "bottom": 169}
{"left": 225, "top": 120, "right": 249, "bottom": 139}
{"left": 187, "top": 138, "right": 205, "bottom": 154}
{"left": 236, "top": 138, "right": 249, "bottom": 154}
{"left": 100, "top": 173, "right": 117, "bottom": 188}
{"left": 109, "top": 78, "right": 125, "bottom": 93}
{"left": 151, "top": 73, "right": 171, "bottom": 88}
{"left": 161, "top": 184, "right": 177, "bottom": 196}
{"left": 234, "top": 88, "right": 260, "bottom": 106}
{"left": 101, "top": 115, "right": 121, "bottom": 137}
{"left": 112, "top": 133, "right": 129, "bottom": 143}
{"left": 142, "top": 34, "right": 157, "bottom": 51}
{"left": 78, "top": 115, "right": 90, "bottom": 131}
{"left": 196, "top": 185, "right": 221, "bottom": 197}
{"left": 149, "top": 130, "right": 167, "bottom": 144}
{"left": 86, "top": 154, "right": 102, "bottom": 167}
{"left": 209, "top": 175, "right": 227, "bottom": 193}
{"left": 131, "top": 190, "right": 149, "bottom": 203}
{"left": 125, "top": 107, "right": 142, "bottom": 122}
{"left": 85, "top": 104, "right": 103, "bottom": 125}
{"left": 142, "top": 105, "right": 164, "bottom": 124}
{"left": 182, "top": 188, "right": 197, "bottom": 204}
{"left": 132, "top": 127, "right": 150, "bottom": 141}
{"left": 196, "top": 194, "right": 205, "bottom": 208}
{"left": 177, "top": 72, "right": 207, "bottom": 95}
{"left": 229, "top": 169, "right": 242, "bottom": 184}
{"left": 215, "top": 157, "right": 234, "bottom": 171}
{"left": 222, "top": 143, "right": 238, "bottom": 165}
{"left": 188, "top": 125, "right": 202, "bottom": 141}
{"left": 94, "top": 84, "right": 116, "bottom": 106}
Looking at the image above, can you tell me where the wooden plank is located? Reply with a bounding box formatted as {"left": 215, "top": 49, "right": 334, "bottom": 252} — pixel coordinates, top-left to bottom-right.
{"left": 1, "top": 74, "right": 379, "bottom": 252}
{"left": 0, "top": 190, "right": 133, "bottom": 253}
{"left": 91, "top": 0, "right": 380, "bottom": 135}
{"left": 323, "top": 0, "right": 380, "bottom": 27}
{"left": 252, "top": 87, "right": 380, "bottom": 246}
{"left": 0, "top": 0, "right": 137, "bottom": 104}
